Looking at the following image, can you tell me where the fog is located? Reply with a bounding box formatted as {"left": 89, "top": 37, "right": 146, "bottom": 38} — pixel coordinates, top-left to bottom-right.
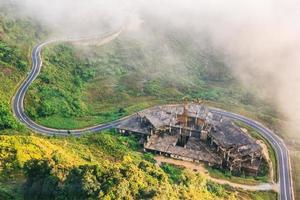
{"left": 9, "top": 0, "right": 300, "bottom": 138}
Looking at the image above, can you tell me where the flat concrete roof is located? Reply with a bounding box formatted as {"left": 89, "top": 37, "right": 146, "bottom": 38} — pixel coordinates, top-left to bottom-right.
{"left": 145, "top": 133, "right": 222, "bottom": 164}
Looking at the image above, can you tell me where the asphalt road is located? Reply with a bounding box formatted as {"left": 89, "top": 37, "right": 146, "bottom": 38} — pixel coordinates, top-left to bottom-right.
{"left": 210, "top": 109, "right": 293, "bottom": 200}
{"left": 12, "top": 31, "right": 124, "bottom": 136}
{"left": 12, "top": 33, "right": 293, "bottom": 200}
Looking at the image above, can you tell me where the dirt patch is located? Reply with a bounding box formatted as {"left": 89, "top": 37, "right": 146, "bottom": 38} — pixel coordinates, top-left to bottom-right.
{"left": 155, "top": 155, "right": 208, "bottom": 173}
{"left": 0, "top": 67, "right": 13, "bottom": 76}
{"left": 155, "top": 155, "right": 278, "bottom": 192}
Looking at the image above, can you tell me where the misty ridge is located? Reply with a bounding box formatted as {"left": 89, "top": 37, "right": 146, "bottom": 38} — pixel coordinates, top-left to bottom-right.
{"left": 8, "top": 0, "right": 300, "bottom": 137}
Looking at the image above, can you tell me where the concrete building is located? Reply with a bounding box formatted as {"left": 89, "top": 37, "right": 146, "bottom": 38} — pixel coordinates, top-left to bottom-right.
{"left": 117, "top": 103, "right": 263, "bottom": 176}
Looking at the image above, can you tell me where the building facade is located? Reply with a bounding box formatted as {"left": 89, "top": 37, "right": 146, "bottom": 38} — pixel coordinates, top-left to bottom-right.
{"left": 117, "top": 103, "right": 263, "bottom": 176}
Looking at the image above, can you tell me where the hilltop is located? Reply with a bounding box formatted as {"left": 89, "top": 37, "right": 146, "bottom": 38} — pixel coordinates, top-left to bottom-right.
{"left": 0, "top": 3, "right": 283, "bottom": 200}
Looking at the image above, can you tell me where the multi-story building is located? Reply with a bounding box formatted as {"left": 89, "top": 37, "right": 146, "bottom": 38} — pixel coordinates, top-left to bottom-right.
{"left": 117, "top": 103, "right": 263, "bottom": 175}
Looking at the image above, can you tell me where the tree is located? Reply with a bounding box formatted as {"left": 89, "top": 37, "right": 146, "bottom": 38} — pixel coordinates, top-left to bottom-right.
{"left": 0, "top": 100, "right": 17, "bottom": 130}
{"left": 63, "top": 165, "right": 104, "bottom": 199}
{"left": 23, "top": 159, "right": 60, "bottom": 200}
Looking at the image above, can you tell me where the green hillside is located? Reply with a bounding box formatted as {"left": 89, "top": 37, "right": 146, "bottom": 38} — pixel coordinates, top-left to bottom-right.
{"left": 0, "top": 131, "right": 277, "bottom": 200}
{"left": 24, "top": 25, "right": 279, "bottom": 130}
{"left": 0, "top": 4, "right": 46, "bottom": 133}
{"left": 0, "top": 3, "right": 278, "bottom": 200}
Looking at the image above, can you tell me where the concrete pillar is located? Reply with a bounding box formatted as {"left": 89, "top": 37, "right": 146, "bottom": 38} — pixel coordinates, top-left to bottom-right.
{"left": 251, "top": 153, "right": 254, "bottom": 164}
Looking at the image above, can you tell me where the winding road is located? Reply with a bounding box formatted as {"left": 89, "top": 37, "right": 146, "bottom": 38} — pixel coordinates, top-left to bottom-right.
{"left": 211, "top": 109, "right": 293, "bottom": 200}
{"left": 12, "top": 31, "right": 293, "bottom": 200}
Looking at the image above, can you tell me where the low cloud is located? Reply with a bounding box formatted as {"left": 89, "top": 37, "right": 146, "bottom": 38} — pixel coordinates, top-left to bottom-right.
{"left": 10, "top": 0, "right": 300, "bottom": 137}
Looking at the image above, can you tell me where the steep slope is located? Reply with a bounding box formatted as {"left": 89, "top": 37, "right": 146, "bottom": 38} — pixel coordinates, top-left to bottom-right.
{"left": 24, "top": 24, "right": 280, "bottom": 130}
{"left": 0, "top": 5, "right": 236, "bottom": 200}
{"left": 0, "top": 4, "right": 46, "bottom": 133}
{"left": 0, "top": 3, "right": 279, "bottom": 200}
{"left": 0, "top": 130, "right": 277, "bottom": 200}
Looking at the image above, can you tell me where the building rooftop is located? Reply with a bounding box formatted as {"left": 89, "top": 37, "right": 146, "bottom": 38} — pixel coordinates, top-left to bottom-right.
{"left": 137, "top": 103, "right": 211, "bottom": 128}
{"left": 138, "top": 108, "right": 176, "bottom": 128}
{"left": 145, "top": 133, "right": 222, "bottom": 164}
{"left": 117, "top": 114, "right": 149, "bottom": 134}
{"left": 211, "top": 119, "right": 257, "bottom": 148}
{"left": 117, "top": 104, "right": 262, "bottom": 170}
{"left": 118, "top": 105, "right": 260, "bottom": 153}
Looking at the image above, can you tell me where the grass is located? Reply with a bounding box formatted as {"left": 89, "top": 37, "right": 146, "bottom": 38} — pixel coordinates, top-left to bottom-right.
{"left": 24, "top": 33, "right": 280, "bottom": 131}
{"left": 206, "top": 167, "right": 268, "bottom": 186}
{"left": 0, "top": 3, "right": 286, "bottom": 199}
{"left": 0, "top": 111, "right": 278, "bottom": 200}
{"left": 236, "top": 190, "right": 278, "bottom": 200}
{"left": 161, "top": 163, "right": 184, "bottom": 184}
{"left": 23, "top": 20, "right": 281, "bottom": 132}
{"left": 35, "top": 97, "right": 165, "bottom": 129}
{"left": 0, "top": 130, "right": 142, "bottom": 199}
{"left": 0, "top": 4, "right": 46, "bottom": 133}
{"left": 36, "top": 115, "right": 117, "bottom": 130}
{"left": 0, "top": 130, "right": 242, "bottom": 200}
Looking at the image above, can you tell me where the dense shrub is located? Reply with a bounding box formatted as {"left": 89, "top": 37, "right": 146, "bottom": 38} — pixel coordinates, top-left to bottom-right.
{"left": 0, "top": 100, "right": 18, "bottom": 130}
{"left": 0, "top": 41, "right": 27, "bottom": 70}
{"left": 22, "top": 158, "right": 172, "bottom": 200}
{"left": 161, "top": 163, "right": 184, "bottom": 184}
{"left": 23, "top": 159, "right": 60, "bottom": 200}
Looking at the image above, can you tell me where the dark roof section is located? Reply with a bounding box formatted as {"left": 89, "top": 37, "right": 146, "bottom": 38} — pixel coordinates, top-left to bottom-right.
{"left": 138, "top": 109, "right": 176, "bottom": 128}
{"left": 211, "top": 118, "right": 257, "bottom": 148}
{"left": 145, "top": 134, "right": 222, "bottom": 165}
{"left": 116, "top": 114, "right": 149, "bottom": 134}
{"left": 137, "top": 103, "right": 211, "bottom": 128}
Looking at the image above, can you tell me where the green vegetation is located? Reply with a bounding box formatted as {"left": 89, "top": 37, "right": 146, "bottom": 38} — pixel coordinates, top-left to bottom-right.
{"left": 1, "top": 131, "right": 241, "bottom": 200}
{"left": 0, "top": 101, "right": 18, "bottom": 130}
{"left": 25, "top": 28, "right": 280, "bottom": 130}
{"left": 206, "top": 180, "right": 228, "bottom": 197}
{"left": 0, "top": 39, "right": 27, "bottom": 131}
{"left": 26, "top": 44, "right": 93, "bottom": 119}
{"left": 0, "top": 3, "right": 282, "bottom": 199}
{"left": 161, "top": 163, "right": 184, "bottom": 184}
{"left": 235, "top": 190, "right": 278, "bottom": 200}
{"left": 0, "top": 4, "right": 46, "bottom": 133}
{"left": 0, "top": 41, "right": 27, "bottom": 71}
{"left": 0, "top": 130, "right": 275, "bottom": 200}
{"left": 206, "top": 167, "right": 267, "bottom": 186}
